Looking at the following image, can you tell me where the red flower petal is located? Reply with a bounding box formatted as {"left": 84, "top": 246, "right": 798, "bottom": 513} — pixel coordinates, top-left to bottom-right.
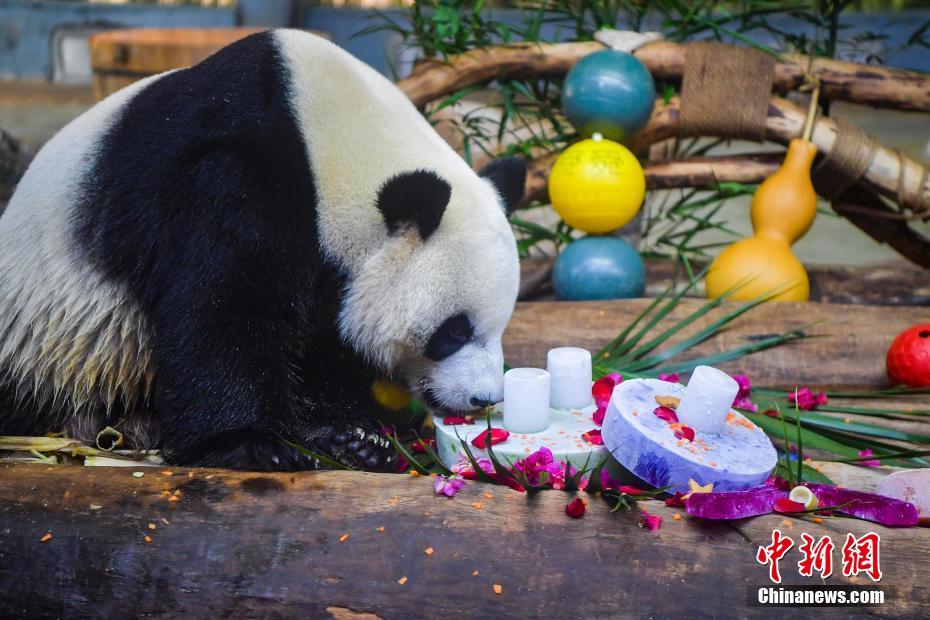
{"left": 653, "top": 406, "right": 679, "bottom": 424}
{"left": 411, "top": 438, "right": 435, "bottom": 454}
{"left": 665, "top": 492, "right": 686, "bottom": 507}
{"left": 443, "top": 416, "right": 475, "bottom": 425}
{"left": 565, "top": 497, "right": 586, "bottom": 518}
{"left": 581, "top": 429, "right": 603, "bottom": 445}
{"left": 618, "top": 485, "right": 646, "bottom": 495}
{"left": 471, "top": 428, "right": 510, "bottom": 450}
{"left": 771, "top": 476, "right": 791, "bottom": 491}
{"left": 592, "top": 406, "right": 606, "bottom": 426}
{"left": 592, "top": 378, "right": 614, "bottom": 408}
{"left": 774, "top": 498, "right": 806, "bottom": 513}
{"left": 673, "top": 425, "right": 695, "bottom": 442}
{"left": 641, "top": 510, "right": 662, "bottom": 530}
{"left": 762, "top": 409, "right": 780, "bottom": 418}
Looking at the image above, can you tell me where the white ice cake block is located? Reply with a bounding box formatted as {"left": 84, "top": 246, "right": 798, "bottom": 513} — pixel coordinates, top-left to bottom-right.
{"left": 435, "top": 403, "right": 608, "bottom": 471}
{"left": 602, "top": 378, "right": 777, "bottom": 494}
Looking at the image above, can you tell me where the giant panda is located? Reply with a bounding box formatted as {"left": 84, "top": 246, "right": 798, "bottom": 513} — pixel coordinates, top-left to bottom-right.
{"left": 0, "top": 29, "right": 525, "bottom": 471}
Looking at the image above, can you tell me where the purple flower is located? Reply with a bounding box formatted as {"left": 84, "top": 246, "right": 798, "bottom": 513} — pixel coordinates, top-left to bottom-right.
{"left": 732, "top": 374, "right": 758, "bottom": 412}
{"left": 434, "top": 474, "right": 466, "bottom": 497}
{"left": 514, "top": 447, "right": 573, "bottom": 489}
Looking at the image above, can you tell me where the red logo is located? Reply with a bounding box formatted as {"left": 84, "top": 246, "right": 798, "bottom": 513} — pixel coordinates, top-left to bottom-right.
{"left": 758, "top": 530, "right": 882, "bottom": 583}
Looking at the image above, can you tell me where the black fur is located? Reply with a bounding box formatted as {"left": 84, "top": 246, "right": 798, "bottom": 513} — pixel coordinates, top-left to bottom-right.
{"left": 66, "top": 31, "right": 394, "bottom": 471}
{"left": 375, "top": 169, "right": 451, "bottom": 240}
{"left": 424, "top": 313, "right": 474, "bottom": 362}
{"left": 479, "top": 157, "right": 526, "bottom": 216}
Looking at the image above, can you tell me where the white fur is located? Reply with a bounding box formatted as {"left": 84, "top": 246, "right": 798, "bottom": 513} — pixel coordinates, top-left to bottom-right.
{"left": 276, "top": 30, "right": 519, "bottom": 410}
{"left": 0, "top": 74, "right": 168, "bottom": 422}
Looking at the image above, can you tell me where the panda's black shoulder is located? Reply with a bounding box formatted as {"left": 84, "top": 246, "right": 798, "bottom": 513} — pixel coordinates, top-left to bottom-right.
{"left": 79, "top": 30, "right": 320, "bottom": 298}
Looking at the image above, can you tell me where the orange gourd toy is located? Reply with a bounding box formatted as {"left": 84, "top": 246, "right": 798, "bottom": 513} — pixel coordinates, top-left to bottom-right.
{"left": 706, "top": 86, "right": 821, "bottom": 302}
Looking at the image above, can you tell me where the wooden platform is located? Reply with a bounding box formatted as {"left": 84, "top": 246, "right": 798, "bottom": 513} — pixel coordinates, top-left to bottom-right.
{"left": 1, "top": 299, "right": 928, "bottom": 617}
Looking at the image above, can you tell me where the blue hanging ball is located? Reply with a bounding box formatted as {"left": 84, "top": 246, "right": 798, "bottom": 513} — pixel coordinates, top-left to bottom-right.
{"left": 562, "top": 49, "right": 656, "bottom": 143}
{"left": 553, "top": 237, "right": 646, "bottom": 301}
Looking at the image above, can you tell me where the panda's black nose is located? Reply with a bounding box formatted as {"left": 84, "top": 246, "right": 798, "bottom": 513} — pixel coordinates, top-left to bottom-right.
{"left": 470, "top": 397, "right": 496, "bottom": 409}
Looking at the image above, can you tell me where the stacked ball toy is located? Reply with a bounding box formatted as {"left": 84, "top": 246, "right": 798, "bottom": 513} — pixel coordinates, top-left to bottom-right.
{"left": 548, "top": 134, "right": 646, "bottom": 234}
{"left": 562, "top": 49, "right": 656, "bottom": 143}
{"left": 886, "top": 324, "right": 930, "bottom": 387}
{"left": 553, "top": 236, "right": 646, "bottom": 301}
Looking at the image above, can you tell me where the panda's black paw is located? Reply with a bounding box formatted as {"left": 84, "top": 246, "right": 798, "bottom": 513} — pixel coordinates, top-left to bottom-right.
{"left": 309, "top": 421, "right": 396, "bottom": 472}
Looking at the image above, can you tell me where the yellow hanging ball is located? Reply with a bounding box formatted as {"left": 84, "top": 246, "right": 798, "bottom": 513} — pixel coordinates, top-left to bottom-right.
{"left": 548, "top": 134, "right": 646, "bottom": 234}
{"left": 372, "top": 379, "right": 413, "bottom": 411}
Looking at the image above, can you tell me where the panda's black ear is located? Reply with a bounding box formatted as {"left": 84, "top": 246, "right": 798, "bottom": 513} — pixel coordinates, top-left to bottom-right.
{"left": 479, "top": 157, "right": 526, "bottom": 217}
{"left": 376, "top": 169, "right": 451, "bottom": 240}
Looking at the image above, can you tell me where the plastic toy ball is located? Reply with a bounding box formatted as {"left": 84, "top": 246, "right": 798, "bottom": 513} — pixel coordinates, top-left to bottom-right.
{"left": 548, "top": 134, "right": 646, "bottom": 234}
{"left": 886, "top": 324, "right": 930, "bottom": 388}
{"left": 553, "top": 236, "right": 646, "bottom": 301}
{"left": 372, "top": 379, "right": 413, "bottom": 411}
{"left": 562, "top": 49, "right": 656, "bottom": 142}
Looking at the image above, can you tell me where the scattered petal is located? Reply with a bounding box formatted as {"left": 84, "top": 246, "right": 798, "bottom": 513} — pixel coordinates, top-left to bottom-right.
{"left": 665, "top": 492, "right": 686, "bottom": 507}
{"left": 411, "top": 438, "right": 435, "bottom": 454}
{"left": 143, "top": 535, "right": 153, "bottom": 544}
{"left": 641, "top": 510, "right": 662, "bottom": 530}
{"left": 581, "top": 429, "right": 603, "bottom": 445}
{"left": 732, "top": 374, "right": 758, "bottom": 412}
{"left": 673, "top": 425, "right": 695, "bottom": 442}
{"left": 339, "top": 534, "right": 350, "bottom": 542}
{"left": 471, "top": 428, "right": 510, "bottom": 449}
{"left": 592, "top": 406, "right": 606, "bottom": 426}
{"left": 434, "top": 474, "right": 467, "bottom": 497}
{"left": 857, "top": 449, "right": 881, "bottom": 468}
{"left": 672, "top": 513, "right": 682, "bottom": 521}
{"left": 443, "top": 416, "right": 475, "bottom": 426}
{"left": 617, "top": 485, "right": 646, "bottom": 495}
{"left": 565, "top": 497, "right": 587, "bottom": 518}
{"left": 658, "top": 373, "right": 680, "bottom": 383}
{"left": 398, "top": 576, "right": 408, "bottom": 586}
{"left": 424, "top": 547, "right": 434, "bottom": 556}
{"left": 592, "top": 373, "right": 622, "bottom": 408}
{"left": 653, "top": 406, "right": 679, "bottom": 424}
{"left": 493, "top": 584, "right": 503, "bottom": 595}
{"left": 774, "top": 498, "right": 807, "bottom": 513}
{"left": 762, "top": 409, "right": 780, "bottom": 418}
{"left": 39, "top": 532, "right": 52, "bottom": 543}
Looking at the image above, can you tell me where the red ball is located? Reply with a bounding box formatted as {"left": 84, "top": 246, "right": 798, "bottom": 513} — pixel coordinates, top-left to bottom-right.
{"left": 886, "top": 324, "right": 930, "bottom": 387}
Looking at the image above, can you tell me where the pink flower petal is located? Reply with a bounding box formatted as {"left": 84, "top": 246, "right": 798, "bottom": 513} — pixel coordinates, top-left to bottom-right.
{"left": 641, "top": 510, "right": 662, "bottom": 530}
{"left": 443, "top": 416, "right": 475, "bottom": 425}
{"left": 658, "top": 373, "right": 680, "bottom": 383}
{"left": 858, "top": 449, "right": 881, "bottom": 467}
{"left": 592, "top": 406, "right": 606, "bottom": 426}
{"left": 653, "top": 406, "right": 679, "bottom": 424}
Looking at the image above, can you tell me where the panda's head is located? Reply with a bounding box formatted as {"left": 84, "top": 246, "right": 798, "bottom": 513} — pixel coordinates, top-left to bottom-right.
{"left": 339, "top": 157, "right": 525, "bottom": 413}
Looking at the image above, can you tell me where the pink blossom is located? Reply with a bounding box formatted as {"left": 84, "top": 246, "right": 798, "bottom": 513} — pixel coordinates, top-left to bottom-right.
{"left": 513, "top": 446, "right": 573, "bottom": 490}
{"left": 434, "top": 474, "right": 466, "bottom": 497}
{"left": 789, "top": 387, "right": 828, "bottom": 411}
{"left": 452, "top": 456, "right": 494, "bottom": 478}
{"left": 658, "top": 373, "right": 680, "bottom": 383}
{"left": 732, "top": 374, "right": 758, "bottom": 412}
{"left": 858, "top": 449, "right": 881, "bottom": 467}
{"left": 641, "top": 510, "right": 662, "bottom": 530}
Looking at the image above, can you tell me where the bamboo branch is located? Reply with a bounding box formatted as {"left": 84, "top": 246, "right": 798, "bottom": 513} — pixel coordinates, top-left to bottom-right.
{"left": 398, "top": 40, "right": 930, "bottom": 112}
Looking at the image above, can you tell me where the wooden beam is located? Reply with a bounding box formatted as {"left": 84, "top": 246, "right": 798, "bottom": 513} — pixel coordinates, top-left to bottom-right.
{"left": 1, "top": 463, "right": 926, "bottom": 618}
{"left": 504, "top": 299, "right": 928, "bottom": 390}
{"left": 398, "top": 40, "right": 930, "bottom": 112}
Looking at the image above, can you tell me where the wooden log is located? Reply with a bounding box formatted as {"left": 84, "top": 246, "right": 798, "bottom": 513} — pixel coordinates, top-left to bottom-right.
{"left": 398, "top": 40, "right": 930, "bottom": 112}
{"left": 525, "top": 152, "right": 782, "bottom": 204}
{"left": 1, "top": 463, "right": 927, "bottom": 618}
{"left": 504, "top": 299, "right": 927, "bottom": 390}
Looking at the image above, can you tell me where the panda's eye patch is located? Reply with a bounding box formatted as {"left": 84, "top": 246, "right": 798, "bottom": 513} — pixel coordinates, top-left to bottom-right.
{"left": 425, "top": 314, "right": 474, "bottom": 361}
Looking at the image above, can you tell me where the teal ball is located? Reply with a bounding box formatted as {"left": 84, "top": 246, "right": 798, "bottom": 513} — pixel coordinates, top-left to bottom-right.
{"left": 562, "top": 49, "right": 656, "bottom": 142}
{"left": 553, "top": 237, "right": 646, "bottom": 301}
